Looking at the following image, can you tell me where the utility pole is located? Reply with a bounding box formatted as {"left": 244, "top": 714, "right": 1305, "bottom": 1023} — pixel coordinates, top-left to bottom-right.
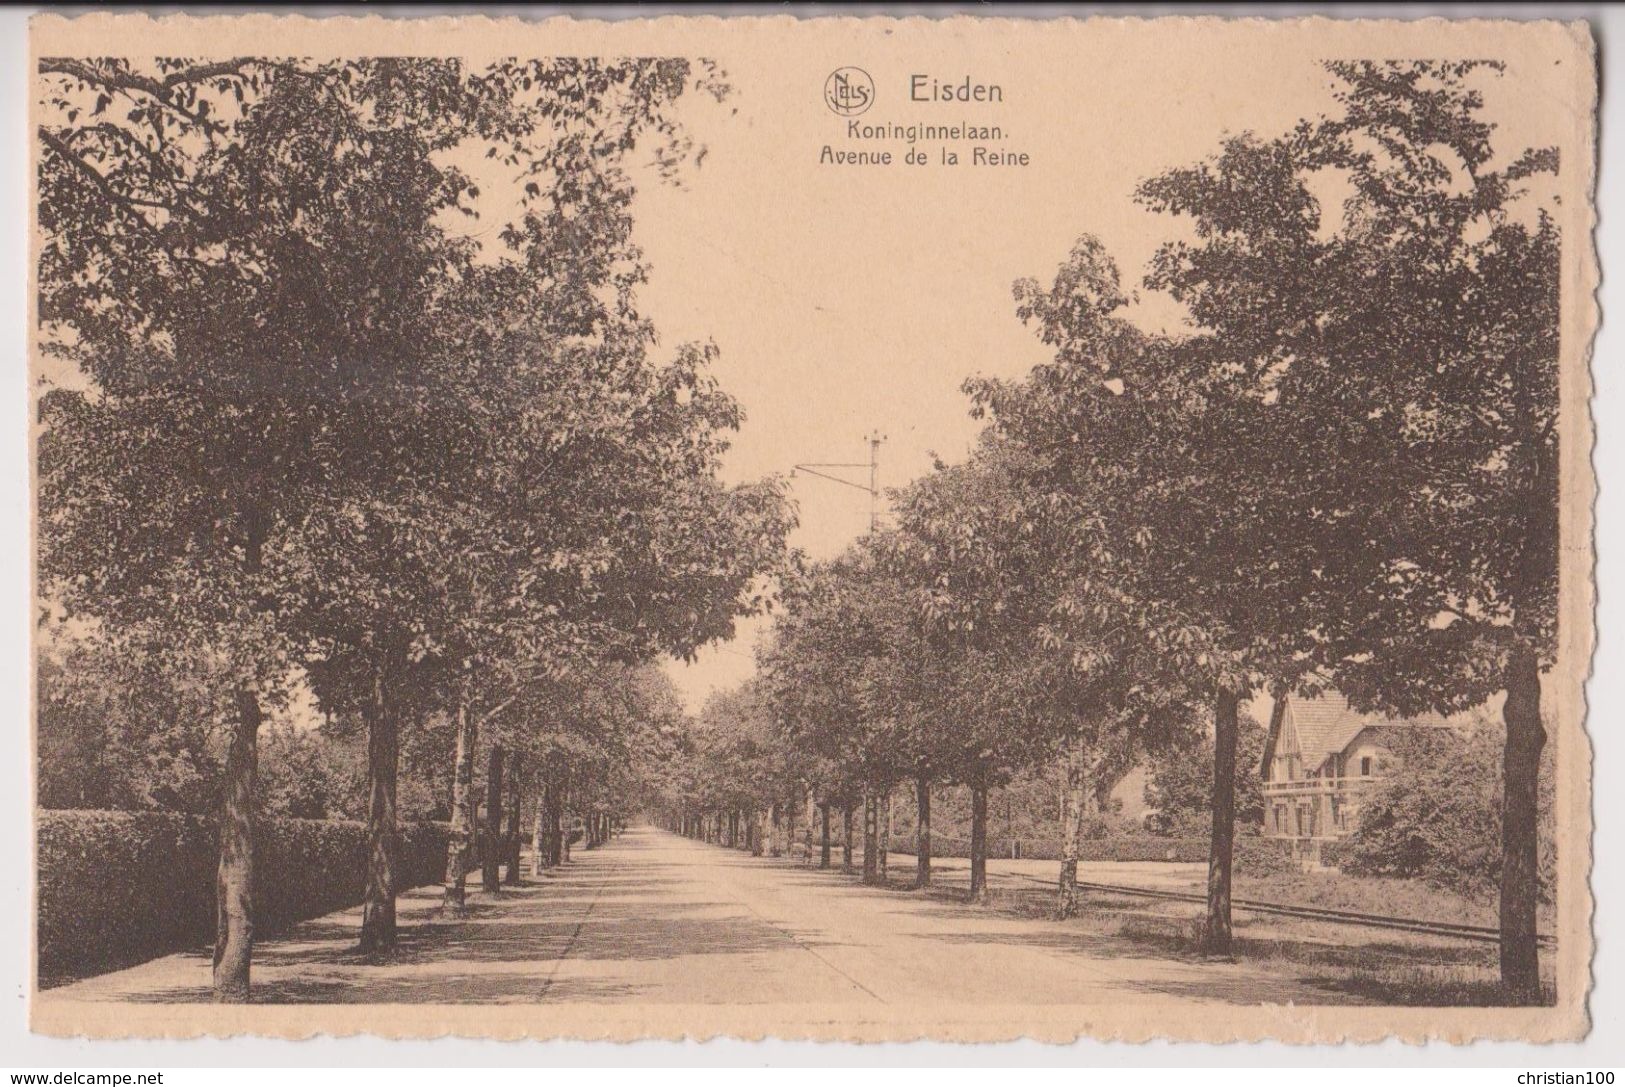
{"left": 793, "top": 430, "right": 887, "bottom": 535}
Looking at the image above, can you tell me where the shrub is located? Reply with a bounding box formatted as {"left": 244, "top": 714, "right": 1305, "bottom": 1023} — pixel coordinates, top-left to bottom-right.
{"left": 1233, "top": 833, "right": 1295, "bottom": 876}
{"left": 38, "top": 809, "right": 449, "bottom": 981}
{"left": 1075, "top": 837, "right": 1209, "bottom": 863}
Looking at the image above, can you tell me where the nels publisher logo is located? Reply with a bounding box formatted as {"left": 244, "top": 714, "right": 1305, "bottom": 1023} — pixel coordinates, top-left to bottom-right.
{"left": 823, "top": 67, "right": 874, "bottom": 116}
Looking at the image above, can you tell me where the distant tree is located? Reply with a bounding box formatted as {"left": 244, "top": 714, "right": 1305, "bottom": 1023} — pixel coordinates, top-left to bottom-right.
{"left": 257, "top": 723, "right": 344, "bottom": 821}
{"left": 888, "top": 444, "right": 1177, "bottom": 911}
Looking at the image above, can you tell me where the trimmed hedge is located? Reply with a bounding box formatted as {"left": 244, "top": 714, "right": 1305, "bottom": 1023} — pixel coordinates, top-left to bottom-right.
{"left": 38, "top": 809, "right": 449, "bottom": 981}
{"left": 891, "top": 835, "right": 1209, "bottom": 863}
{"left": 1233, "top": 833, "right": 1297, "bottom": 875}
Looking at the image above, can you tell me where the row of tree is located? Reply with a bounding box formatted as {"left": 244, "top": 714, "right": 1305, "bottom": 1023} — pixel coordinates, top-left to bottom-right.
{"left": 37, "top": 57, "right": 795, "bottom": 1000}
{"left": 657, "top": 60, "right": 1561, "bottom": 1002}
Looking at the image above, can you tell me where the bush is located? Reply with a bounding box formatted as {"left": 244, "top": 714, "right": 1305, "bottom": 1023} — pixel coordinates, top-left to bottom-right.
{"left": 38, "top": 809, "right": 449, "bottom": 981}
{"left": 894, "top": 834, "right": 1208, "bottom": 863}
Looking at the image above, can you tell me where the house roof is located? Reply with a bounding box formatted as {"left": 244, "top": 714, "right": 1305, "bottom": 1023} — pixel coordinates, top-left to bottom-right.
{"left": 1263, "top": 690, "right": 1458, "bottom": 774}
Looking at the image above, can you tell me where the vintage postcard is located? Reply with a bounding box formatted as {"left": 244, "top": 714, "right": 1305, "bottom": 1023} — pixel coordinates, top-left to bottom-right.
{"left": 28, "top": 12, "right": 1598, "bottom": 1044}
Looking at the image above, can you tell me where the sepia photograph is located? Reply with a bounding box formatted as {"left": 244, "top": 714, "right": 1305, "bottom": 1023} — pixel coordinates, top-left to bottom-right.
{"left": 22, "top": 10, "right": 1600, "bottom": 1049}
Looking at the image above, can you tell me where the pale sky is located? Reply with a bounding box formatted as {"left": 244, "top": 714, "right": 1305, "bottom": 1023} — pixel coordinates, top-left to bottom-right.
{"left": 601, "top": 27, "right": 1576, "bottom": 714}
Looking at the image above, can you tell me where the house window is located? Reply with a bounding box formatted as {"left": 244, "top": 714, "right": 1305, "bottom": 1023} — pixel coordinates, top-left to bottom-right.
{"left": 1361, "top": 756, "right": 1372, "bottom": 776}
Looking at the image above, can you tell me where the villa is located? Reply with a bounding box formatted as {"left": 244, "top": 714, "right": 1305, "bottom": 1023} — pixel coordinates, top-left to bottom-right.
{"left": 1259, "top": 690, "right": 1457, "bottom": 864}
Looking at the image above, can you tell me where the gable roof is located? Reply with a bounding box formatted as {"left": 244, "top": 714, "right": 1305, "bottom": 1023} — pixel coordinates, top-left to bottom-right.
{"left": 1261, "top": 690, "right": 1458, "bottom": 775}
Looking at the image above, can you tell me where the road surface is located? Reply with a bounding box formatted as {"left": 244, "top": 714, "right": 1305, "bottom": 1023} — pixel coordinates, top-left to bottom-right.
{"left": 41, "top": 825, "right": 1360, "bottom": 1010}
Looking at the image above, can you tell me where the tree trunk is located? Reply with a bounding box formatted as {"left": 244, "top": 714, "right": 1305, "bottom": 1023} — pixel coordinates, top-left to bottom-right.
{"left": 786, "top": 797, "right": 798, "bottom": 861}
{"left": 359, "top": 661, "right": 400, "bottom": 953}
{"left": 551, "top": 778, "right": 564, "bottom": 865}
{"left": 752, "top": 809, "right": 765, "bottom": 856}
{"left": 503, "top": 753, "right": 523, "bottom": 885}
{"left": 481, "top": 745, "right": 504, "bottom": 893}
{"left": 969, "top": 781, "right": 989, "bottom": 902}
{"left": 1501, "top": 646, "right": 1546, "bottom": 1001}
{"left": 915, "top": 774, "right": 932, "bottom": 889}
{"left": 212, "top": 685, "right": 261, "bottom": 1001}
{"left": 441, "top": 696, "right": 477, "bottom": 917}
{"left": 770, "top": 803, "right": 783, "bottom": 857}
{"left": 1201, "top": 687, "right": 1240, "bottom": 958}
{"left": 842, "top": 804, "right": 854, "bottom": 872}
{"left": 820, "top": 802, "right": 832, "bottom": 869}
{"left": 862, "top": 794, "right": 880, "bottom": 884}
{"left": 877, "top": 789, "right": 891, "bottom": 882}
{"left": 1058, "top": 736, "right": 1088, "bottom": 920}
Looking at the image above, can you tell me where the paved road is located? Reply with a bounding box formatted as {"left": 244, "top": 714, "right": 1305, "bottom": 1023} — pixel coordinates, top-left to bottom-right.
{"left": 44, "top": 825, "right": 1360, "bottom": 1012}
